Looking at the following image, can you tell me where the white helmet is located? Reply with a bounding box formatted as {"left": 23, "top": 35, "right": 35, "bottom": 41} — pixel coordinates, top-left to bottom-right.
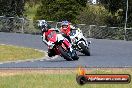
{"left": 38, "top": 20, "right": 48, "bottom": 32}
{"left": 38, "top": 20, "right": 47, "bottom": 27}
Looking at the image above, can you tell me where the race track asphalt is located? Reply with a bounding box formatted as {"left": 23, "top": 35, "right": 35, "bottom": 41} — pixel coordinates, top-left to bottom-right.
{"left": 0, "top": 32, "right": 132, "bottom": 68}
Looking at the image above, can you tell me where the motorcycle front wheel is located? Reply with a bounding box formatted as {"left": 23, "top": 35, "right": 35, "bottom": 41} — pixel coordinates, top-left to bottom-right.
{"left": 79, "top": 43, "right": 90, "bottom": 56}
{"left": 71, "top": 50, "right": 79, "bottom": 60}
{"left": 58, "top": 46, "right": 73, "bottom": 61}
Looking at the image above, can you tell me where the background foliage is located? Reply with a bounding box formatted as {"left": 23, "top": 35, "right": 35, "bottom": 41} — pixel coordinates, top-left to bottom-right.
{"left": 0, "top": 0, "right": 132, "bottom": 26}
{"left": 0, "top": 0, "right": 132, "bottom": 40}
{"left": 0, "top": 0, "right": 25, "bottom": 17}
{"left": 34, "top": 0, "right": 87, "bottom": 23}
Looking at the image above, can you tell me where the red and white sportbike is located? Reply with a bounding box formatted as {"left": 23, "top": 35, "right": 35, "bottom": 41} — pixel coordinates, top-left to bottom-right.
{"left": 46, "top": 29, "right": 79, "bottom": 61}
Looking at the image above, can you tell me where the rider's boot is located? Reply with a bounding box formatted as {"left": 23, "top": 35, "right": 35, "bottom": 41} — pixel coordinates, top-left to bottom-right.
{"left": 48, "top": 49, "right": 55, "bottom": 57}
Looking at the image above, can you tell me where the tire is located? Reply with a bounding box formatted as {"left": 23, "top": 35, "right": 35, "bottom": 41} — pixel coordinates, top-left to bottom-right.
{"left": 58, "top": 46, "right": 73, "bottom": 61}
{"left": 79, "top": 43, "right": 90, "bottom": 56}
{"left": 76, "top": 75, "right": 87, "bottom": 85}
{"left": 72, "top": 50, "right": 79, "bottom": 60}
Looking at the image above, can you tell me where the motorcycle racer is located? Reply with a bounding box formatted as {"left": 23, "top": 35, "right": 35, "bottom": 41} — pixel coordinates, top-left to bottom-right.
{"left": 38, "top": 20, "right": 74, "bottom": 57}
{"left": 60, "top": 21, "right": 75, "bottom": 43}
{"left": 70, "top": 24, "right": 91, "bottom": 56}
{"left": 38, "top": 20, "right": 56, "bottom": 57}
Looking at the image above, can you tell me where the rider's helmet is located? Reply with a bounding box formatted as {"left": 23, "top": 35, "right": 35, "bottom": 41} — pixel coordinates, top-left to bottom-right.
{"left": 61, "top": 21, "right": 70, "bottom": 30}
{"left": 38, "top": 20, "right": 49, "bottom": 32}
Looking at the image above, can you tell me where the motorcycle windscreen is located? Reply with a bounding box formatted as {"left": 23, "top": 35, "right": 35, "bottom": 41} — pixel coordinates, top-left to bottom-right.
{"left": 70, "top": 29, "right": 77, "bottom": 36}
{"left": 47, "top": 31, "right": 57, "bottom": 43}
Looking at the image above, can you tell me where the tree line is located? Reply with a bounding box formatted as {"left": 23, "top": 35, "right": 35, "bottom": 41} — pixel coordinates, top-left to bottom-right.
{"left": 0, "top": 0, "right": 132, "bottom": 27}
{"left": 0, "top": 0, "right": 24, "bottom": 17}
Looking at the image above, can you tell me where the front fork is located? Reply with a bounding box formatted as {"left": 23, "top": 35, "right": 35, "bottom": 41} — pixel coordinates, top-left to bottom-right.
{"left": 63, "top": 39, "right": 73, "bottom": 52}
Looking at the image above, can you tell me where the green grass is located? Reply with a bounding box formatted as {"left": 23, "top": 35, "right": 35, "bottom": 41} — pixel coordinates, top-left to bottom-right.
{"left": 0, "top": 69, "right": 132, "bottom": 88}
{"left": 0, "top": 45, "right": 45, "bottom": 62}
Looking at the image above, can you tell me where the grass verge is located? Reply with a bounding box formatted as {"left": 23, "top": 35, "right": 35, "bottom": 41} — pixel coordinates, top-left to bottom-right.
{"left": 0, "top": 44, "right": 45, "bottom": 62}
{"left": 0, "top": 68, "right": 131, "bottom": 88}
